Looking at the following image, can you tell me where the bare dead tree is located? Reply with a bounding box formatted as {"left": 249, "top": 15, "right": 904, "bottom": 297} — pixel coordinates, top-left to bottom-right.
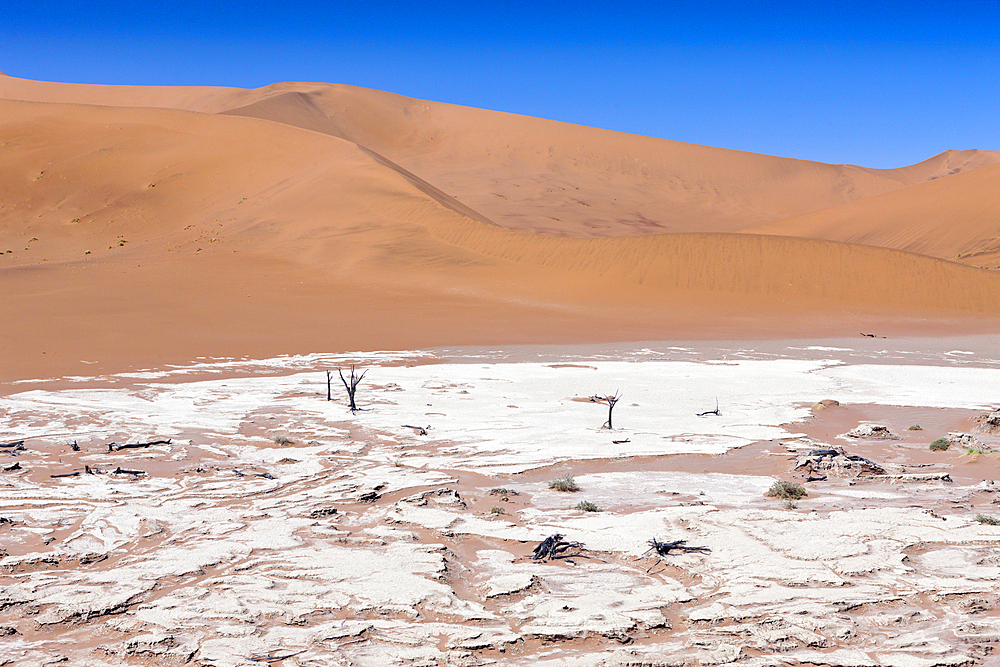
{"left": 338, "top": 366, "right": 368, "bottom": 413}
{"left": 325, "top": 370, "right": 333, "bottom": 401}
{"left": 602, "top": 392, "right": 621, "bottom": 429}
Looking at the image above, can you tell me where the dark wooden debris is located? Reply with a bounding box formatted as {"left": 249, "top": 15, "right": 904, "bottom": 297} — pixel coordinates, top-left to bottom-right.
{"left": 309, "top": 507, "right": 338, "bottom": 519}
{"left": 612, "top": 438, "right": 630, "bottom": 444}
{"left": 644, "top": 538, "right": 711, "bottom": 557}
{"left": 532, "top": 534, "right": 587, "bottom": 562}
{"left": 402, "top": 424, "right": 429, "bottom": 435}
{"left": 249, "top": 649, "right": 306, "bottom": 664}
{"left": 70, "top": 441, "right": 80, "bottom": 451}
{"left": 357, "top": 491, "right": 381, "bottom": 503}
{"left": 112, "top": 467, "right": 145, "bottom": 476}
{"left": 51, "top": 470, "right": 80, "bottom": 478}
{"left": 697, "top": 397, "right": 721, "bottom": 417}
{"left": 0, "top": 441, "right": 25, "bottom": 450}
{"left": 2, "top": 461, "right": 22, "bottom": 472}
{"left": 108, "top": 439, "right": 171, "bottom": 452}
{"left": 256, "top": 472, "right": 276, "bottom": 480}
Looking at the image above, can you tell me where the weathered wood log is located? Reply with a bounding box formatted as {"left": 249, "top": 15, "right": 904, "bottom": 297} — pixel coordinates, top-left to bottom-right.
{"left": 108, "top": 439, "right": 171, "bottom": 452}
{"left": 249, "top": 649, "right": 306, "bottom": 664}
{"left": 2, "top": 462, "right": 22, "bottom": 472}
{"left": 402, "top": 424, "right": 429, "bottom": 435}
{"left": 0, "top": 441, "right": 24, "bottom": 450}
{"left": 112, "top": 466, "right": 145, "bottom": 476}
{"left": 51, "top": 470, "right": 81, "bottom": 478}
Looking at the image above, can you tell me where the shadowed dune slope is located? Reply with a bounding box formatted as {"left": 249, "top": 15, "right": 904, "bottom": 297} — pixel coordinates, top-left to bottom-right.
{"left": 2, "top": 96, "right": 1000, "bottom": 381}
{"left": 3, "top": 75, "right": 998, "bottom": 239}
{"left": 743, "top": 162, "right": 1000, "bottom": 267}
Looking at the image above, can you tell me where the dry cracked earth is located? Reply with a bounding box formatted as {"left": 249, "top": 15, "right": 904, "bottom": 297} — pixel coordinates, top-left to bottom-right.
{"left": 3, "top": 359, "right": 1000, "bottom": 667}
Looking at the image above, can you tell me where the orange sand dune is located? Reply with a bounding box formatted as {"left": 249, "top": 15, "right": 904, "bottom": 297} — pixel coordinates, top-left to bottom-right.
{"left": 2, "top": 95, "right": 1000, "bottom": 382}
{"left": 3, "top": 74, "right": 998, "bottom": 239}
{"left": 743, "top": 162, "right": 1000, "bottom": 267}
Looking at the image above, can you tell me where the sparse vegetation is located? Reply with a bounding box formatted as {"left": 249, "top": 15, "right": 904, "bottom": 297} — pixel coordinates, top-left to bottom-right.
{"left": 765, "top": 480, "right": 807, "bottom": 500}
{"left": 908, "top": 424, "right": 923, "bottom": 431}
{"left": 975, "top": 514, "right": 1000, "bottom": 526}
{"left": 273, "top": 435, "right": 294, "bottom": 445}
{"left": 549, "top": 474, "right": 580, "bottom": 492}
{"left": 784, "top": 500, "right": 798, "bottom": 510}
{"left": 576, "top": 500, "right": 602, "bottom": 512}
{"left": 489, "top": 505, "right": 506, "bottom": 515}
{"left": 965, "top": 446, "right": 986, "bottom": 455}
{"left": 929, "top": 438, "right": 950, "bottom": 451}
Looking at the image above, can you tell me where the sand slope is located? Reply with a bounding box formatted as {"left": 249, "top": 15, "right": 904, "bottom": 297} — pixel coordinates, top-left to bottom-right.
{"left": 743, "top": 161, "right": 1000, "bottom": 267}
{"left": 1, "top": 78, "right": 999, "bottom": 381}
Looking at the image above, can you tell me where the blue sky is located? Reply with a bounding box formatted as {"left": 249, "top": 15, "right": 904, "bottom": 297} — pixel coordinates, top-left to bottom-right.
{"left": 4, "top": 1, "right": 998, "bottom": 168}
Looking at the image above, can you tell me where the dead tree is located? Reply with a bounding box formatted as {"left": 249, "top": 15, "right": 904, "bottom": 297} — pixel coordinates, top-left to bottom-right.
{"left": 337, "top": 366, "right": 368, "bottom": 413}
{"left": 601, "top": 392, "right": 621, "bottom": 429}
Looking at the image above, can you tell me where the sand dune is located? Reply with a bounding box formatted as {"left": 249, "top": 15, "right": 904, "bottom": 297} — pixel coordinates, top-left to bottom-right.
{"left": 1, "top": 77, "right": 999, "bottom": 381}
{"left": 743, "top": 162, "right": 1000, "bottom": 267}
{"left": 3, "top": 75, "right": 998, "bottom": 238}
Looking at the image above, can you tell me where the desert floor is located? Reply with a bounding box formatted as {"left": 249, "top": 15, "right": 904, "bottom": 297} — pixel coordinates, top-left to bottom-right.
{"left": 3, "top": 337, "right": 1000, "bottom": 667}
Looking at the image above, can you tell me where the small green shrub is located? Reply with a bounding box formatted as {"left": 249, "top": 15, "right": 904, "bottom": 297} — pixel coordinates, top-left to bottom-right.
{"left": 929, "top": 438, "right": 950, "bottom": 451}
{"left": 765, "top": 480, "right": 807, "bottom": 500}
{"left": 975, "top": 514, "right": 1000, "bottom": 526}
{"left": 966, "top": 447, "right": 986, "bottom": 455}
{"left": 908, "top": 424, "right": 923, "bottom": 431}
{"left": 549, "top": 474, "right": 580, "bottom": 492}
{"left": 576, "top": 500, "right": 602, "bottom": 512}
{"left": 489, "top": 505, "right": 506, "bottom": 516}
{"left": 783, "top": 500, "right": 798, "bottom": 510}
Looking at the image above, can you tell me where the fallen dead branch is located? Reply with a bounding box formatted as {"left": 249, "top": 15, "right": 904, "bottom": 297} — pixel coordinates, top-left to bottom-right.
{"left": 112, "top": 467, "right": 146, "bottom": 476}
{"left": 108, "top": 439, "right": 172, "bottom": 452}
{"left": 2, "top": 462, "right": 22, "bottom": 472}
{"left": 696, "top": 398, "right": 721, "bottom": 417}
{"left": 532, "top": 534, "right": 588, "bottom": 562}
{"left": 644, "top": 538, "right": 711, "bottom": 557}
{"left": 643, "top": 538, "right": 711, "bottom": 574}
{"left": 0, "top": 441, "right": 24, "bottom": 450}
{"left": 402, "top": 424, "right": 429, "bottom": 435}
{"left": 248, "top": 648, "right": 306, "bottom": 663}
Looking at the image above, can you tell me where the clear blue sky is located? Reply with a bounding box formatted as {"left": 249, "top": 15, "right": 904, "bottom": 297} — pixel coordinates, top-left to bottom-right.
{"left": 4, "top": 1, "right": 998, "bottom": 168}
